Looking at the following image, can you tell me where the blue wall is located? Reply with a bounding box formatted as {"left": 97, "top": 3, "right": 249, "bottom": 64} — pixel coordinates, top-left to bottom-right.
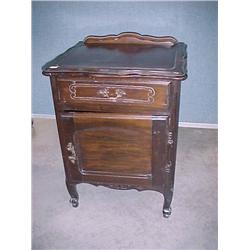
{"left": 32, "top": 1, "right": 217, "bottom": 123}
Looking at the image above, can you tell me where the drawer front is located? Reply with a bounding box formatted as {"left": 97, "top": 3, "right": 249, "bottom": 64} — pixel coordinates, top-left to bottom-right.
{"left": 56, "top": 79, "right": 171, "bottom": 113}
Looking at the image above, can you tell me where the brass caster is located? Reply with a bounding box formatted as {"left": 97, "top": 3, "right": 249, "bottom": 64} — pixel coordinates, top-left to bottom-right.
{"left": 70, "top": 198, "right": 79, "bottom": 208}
{"left": 163, "top": 207, "right": 172, "bottom": 218}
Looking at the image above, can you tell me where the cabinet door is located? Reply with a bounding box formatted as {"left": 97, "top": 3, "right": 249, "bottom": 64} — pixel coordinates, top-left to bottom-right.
{"left": 60, "top": 112, "right": 168, "bottom": 187}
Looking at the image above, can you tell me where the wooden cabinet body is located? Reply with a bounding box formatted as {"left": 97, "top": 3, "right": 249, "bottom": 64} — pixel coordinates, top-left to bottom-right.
{"left": 42, "top": 33, "right": 187, "bottom": 217}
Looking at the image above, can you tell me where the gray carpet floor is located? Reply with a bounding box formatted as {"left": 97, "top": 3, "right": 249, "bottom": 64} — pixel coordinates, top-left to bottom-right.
{"left": 32, "top": 118, "right": 217, "bottom": 250}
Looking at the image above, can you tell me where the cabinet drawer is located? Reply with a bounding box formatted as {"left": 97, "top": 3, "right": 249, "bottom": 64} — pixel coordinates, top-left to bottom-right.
{"left": 56, "top": 79, "right": 171, "bottom": 113}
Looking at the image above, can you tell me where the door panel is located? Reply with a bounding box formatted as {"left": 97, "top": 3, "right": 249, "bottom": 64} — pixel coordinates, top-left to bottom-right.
{"left": 73, "top": 113, "right": 152, "bottom": 178}
{"left": 59, "top": 112, "right": 169, "bottom": 186}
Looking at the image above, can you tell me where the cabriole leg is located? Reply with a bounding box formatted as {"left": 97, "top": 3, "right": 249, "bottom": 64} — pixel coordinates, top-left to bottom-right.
{"left": 66, "top": 180, "right": 79, "bottom": 208}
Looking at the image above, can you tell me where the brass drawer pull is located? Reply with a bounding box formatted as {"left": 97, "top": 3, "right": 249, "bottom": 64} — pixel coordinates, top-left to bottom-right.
{"left": 97, "top": 88, "right": 126, "bottom": 99}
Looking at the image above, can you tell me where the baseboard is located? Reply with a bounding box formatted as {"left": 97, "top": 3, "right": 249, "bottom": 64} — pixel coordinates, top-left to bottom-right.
{"left": 178, "top": 122, "right": 218, "bottom": 129}
{"left": 32, "top": 114, "right": 56, "bottom": 119}
{"left": 32, "top": 114, "right": 218, "bottom": 129}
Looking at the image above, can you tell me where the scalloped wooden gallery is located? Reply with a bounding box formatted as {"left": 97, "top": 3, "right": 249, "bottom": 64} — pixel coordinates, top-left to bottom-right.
{"left": 42, "top": 32, "right": 187, "bottom": 218}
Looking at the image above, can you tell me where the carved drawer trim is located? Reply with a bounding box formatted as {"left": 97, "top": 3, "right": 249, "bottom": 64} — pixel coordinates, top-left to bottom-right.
{"left": 68, "top": 83, "right": 156, "bottom": 104}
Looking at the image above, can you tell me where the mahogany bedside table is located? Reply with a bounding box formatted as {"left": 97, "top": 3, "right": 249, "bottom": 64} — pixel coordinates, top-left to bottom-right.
{"left": 42, "top": 32, "right": 187, "bottom": 218}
